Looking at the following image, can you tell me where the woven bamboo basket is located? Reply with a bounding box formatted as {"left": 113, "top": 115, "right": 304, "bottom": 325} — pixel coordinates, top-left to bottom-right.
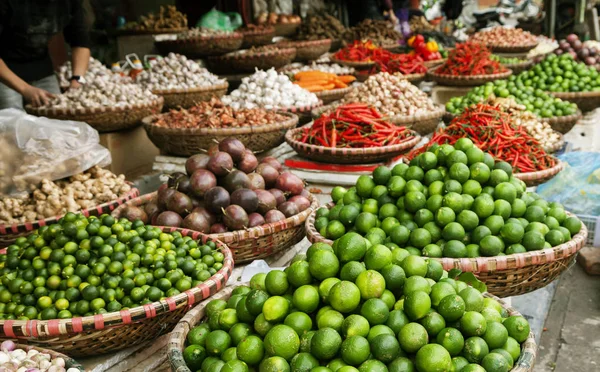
{"left": 277, "top": 39, "right": 332, "bottom": 62}
{"left": 0, "top": 229, "right": 234, "bottom": 357}
{"left": 9, "top": 343, "right": 86, "bottom": 370}
{"left": 427, "top": 68, "right": 513, "bottom": 87}
{"left": 424, "top": 58, "right": 446, "bottom": 69}
{"left": 0, "top": 185, "right": 139, "bottom": 248}
{"left": 277, "top": 101, "right": 323, "bottom": 125}
{"left": 155, "top": 33, "right": 243, "bottom": 57}
{"left": 286, "top": 126, "right": 421, "bottom": 164}
{"left": 547, "top": 91, "right": 600, "bottom": 112}
{"left": 544, "top": 135, "right": 565, "bottom": 153}
{"left": 167, "top": 285, "right": 537, "bottom": 372}
{"left": 442, "top": 110, "right": 456, "bottom": 124}
{"left": 488, "top": 43, "right": 539, "bottom": 53}
{"left": 142, "top": 112, "right": 298, "bottom": 156}
{"left": 240, "top": 27, "right": 275, "bottom": 48}
{"left": 207, "top": 48, "right": 296, "bottom": 73}
{"left": 542, "top": 111, "right": 582, "bottom": 134}
{"left": 152, "top": 83, "right": 229, "bottom": 110}
{"left": 329, "top": 58, "right": 376, "bottom": 69}
{"left": 513, "top": 160, "right": 564, "bottom": 187}
{"left": 116, "top": 27, "right": 188, "bottom": 36}
{"left": 314, "top": 86, "right": 352, "bottom": 104}
{"left": 112, "top": 192, "right": 319, "bottom": 264}
{"left": 389, "top": 106, "right": 445, "bottom": 135}
{"left": 25, "top": 98, "right": 164, "bottom": 133}
{"left": 356, "top": 71, "right": 425, "bottom": 84}
{"left": 306, "top": 203, "right": 587, "bottom": 297}
{"left": 503, "top": 59, "right": 534, "bottom": 74}
{"left": 274, "top": 22, "right": 300, "bottom": 37}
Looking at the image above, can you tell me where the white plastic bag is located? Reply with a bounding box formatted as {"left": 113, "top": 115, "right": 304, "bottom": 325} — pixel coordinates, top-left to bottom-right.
{"left": 0, "top": 109, "right": 111, "bottom": 194}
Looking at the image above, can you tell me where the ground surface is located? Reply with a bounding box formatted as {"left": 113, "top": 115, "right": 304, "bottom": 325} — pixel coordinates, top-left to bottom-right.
{"left": 534, "top": 262, "right": 600, "bottom": 372}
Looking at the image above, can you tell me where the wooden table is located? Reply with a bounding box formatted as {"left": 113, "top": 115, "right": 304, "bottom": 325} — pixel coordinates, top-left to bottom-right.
{"left": 79, "top": 238, "right": 312, "bottom": 372}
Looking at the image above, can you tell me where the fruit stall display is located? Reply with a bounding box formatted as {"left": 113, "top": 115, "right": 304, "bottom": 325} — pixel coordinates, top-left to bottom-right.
{"left": 469, "top": 28, "right": 538, "bottom": 53}
{"left": 171, "top": 242, "right": 536, "bottom": 372}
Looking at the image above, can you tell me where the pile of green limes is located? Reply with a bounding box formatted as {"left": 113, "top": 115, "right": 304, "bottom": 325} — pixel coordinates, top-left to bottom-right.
{"left": 519, "top": 53, "right": 600, "bottom": 93}
{"left": 183, "top": 235, "right": 531, "bottom": 372}
{"left": 314, "top": 140, "right": 582, "bottom": 259}
{"left": 0, "top": 213, "right": 224, "bottom": 321}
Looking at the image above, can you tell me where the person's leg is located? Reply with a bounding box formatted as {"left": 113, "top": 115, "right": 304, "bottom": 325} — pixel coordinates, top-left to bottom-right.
{"left": 31, "top": 75, "right": 61, "bottom": 95}
{"left": 0, "top": 82, "right": 25, "bottom": 110}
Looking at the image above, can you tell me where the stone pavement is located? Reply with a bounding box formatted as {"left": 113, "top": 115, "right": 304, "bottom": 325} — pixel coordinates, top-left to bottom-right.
{"left": 534, "top": 261, "right": 600, "bottom": 371}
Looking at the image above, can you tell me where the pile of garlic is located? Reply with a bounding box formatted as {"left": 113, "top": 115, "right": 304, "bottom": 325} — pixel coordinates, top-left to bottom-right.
{"left": 0, "top": 339, "right": 79, "bottom": 372}
{"left": 177, "top": 27, "right": 234, "bottom": 39}
{"left": 135, "top": 53, "right": 224, "bottom": 91}
{"left": 222, "top": 68, "right": 319, "bottom": 110}
{"left": 57, "top": 57, "right": 130, "bottom": 88}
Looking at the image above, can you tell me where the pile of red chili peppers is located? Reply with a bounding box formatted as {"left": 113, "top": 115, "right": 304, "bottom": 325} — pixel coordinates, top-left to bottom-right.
{"left": 436, "top": 42, "right": 507, "bottom": 76}
{"left": 407, "top": 103, "right": 556, "bottom": 173}
{"left": 298, "top": 103, "right": 414, "bottom": 148}
{"left": 334, "top": 40, "right": 427, "bottom": 75}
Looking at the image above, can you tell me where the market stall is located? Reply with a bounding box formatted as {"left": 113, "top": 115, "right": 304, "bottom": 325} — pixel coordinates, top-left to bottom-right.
{"left": 1, "top": 3, "right": 597, "bottom": 371}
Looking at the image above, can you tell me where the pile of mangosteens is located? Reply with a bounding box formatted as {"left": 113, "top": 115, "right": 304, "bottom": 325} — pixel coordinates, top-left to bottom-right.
{"left": 120, "top": 138, "right": 312, "bottom": 233}
{"left": 555, "top": 34, "right": 599, "bottom": 66}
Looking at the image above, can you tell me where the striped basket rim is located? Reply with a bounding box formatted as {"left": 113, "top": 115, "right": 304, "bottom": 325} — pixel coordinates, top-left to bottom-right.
{"left": 239, "top": 26, "right": 276, "bottom": 36}
{"left": 0, "top": 184, "right": 140, "bottom": 235}
{"left": 541, "top": 110, "right": 582, "bottom": 125}
{"left": 427, "top": 68, "right": 513, "bottom": 85}
{"left": 117, "top": 27, "right": 188, "bottom": 36}
{"left": 306, "top": 203, "right": 588, "bottom": 273}
{"left": 277, "top": 38, "right": 332, "bottom": 49}
{"left": 285, "top": 125, "right": 421, "bottom": 158}
{"left": 329, "top": 57, "right": 376, "bottom": 68}
{"left": 312, "top": 102, "right": 444, "bottom": 125}
{"left": 0, "top": 229, "right": 234, "bottom": 338}
{"left": 209, "top": 47, "right": 297, "bottom": 62}
{"left": 276, "top": 100, "right": 323, "bottom": 114}
{"left": 152, "top": 82, "right": 229, "bottom": 95}
{"left": 503, "top": 59, "right": 534, "bottom": 69}
{"left": 12, "top": 343, "right": 85, "bottom": 371}
{"left": 111, "top": 191, "right": 319, "bottom": 245}
{"left": 166, "top": 286, "right": 536, "bottom": 372}
{"left": 513, "top": 159, "right": 564, "bottom": 182}
{"left": 314, "top": 86, "right": 353, "bottom": 100}
{"left": 142, "top": 110, "right": 299, "bottom": 135}
{"left": 160, "top": 32, "right": 244, "bottom": 44}
{"left": 25, "top": 97, "right": 164, "bottom": 117}
{"left": 546, "top": 90, "right": 600, "bottom": 99}
{"left": 488, "top": 43, "right": 539, "bottom": 53}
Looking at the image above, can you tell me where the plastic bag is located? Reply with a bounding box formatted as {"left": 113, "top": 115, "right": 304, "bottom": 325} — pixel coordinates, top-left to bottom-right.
{"left": 197, "top": 9, "right": 242, "bottom": 31}
{"left": 536, "top": 152, "right": 600, "bottom": 216}
{"left": 0, "top": 109, "right": 111, "bottom": 194}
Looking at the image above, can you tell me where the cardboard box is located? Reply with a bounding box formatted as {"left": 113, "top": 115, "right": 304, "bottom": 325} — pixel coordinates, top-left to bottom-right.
{"left": 100, "top": 126, "right": 159, "bottom": 180}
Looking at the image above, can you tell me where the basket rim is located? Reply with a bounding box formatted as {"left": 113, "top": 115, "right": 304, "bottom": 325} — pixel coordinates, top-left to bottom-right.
{"left": 541, "top": 110, "right": 583, "bottom": 124}
{"left": 285, "top": 124, "right": 421, "bottom": 157}
{"left": 13, "top": 343, "right": 85, "bottom": 371}
{"left": 488, "top": 42, "right": 539, "bottom": 53}
{"left": 141, "top": 110, "right": 299, "bottom": 135}
{"left": 502, "top": 59, "right": 534, "bottom": 69}
{"left": 111, "top": 191, "right": 319, "bottom": 244}
{"left": 151, "top": 82, "right": 229, "bottom": 95}
{"left": 210, "top": 47, "right": 297, "bottom": 62}
{"left": 355, "top": 70, "right": 426, "bottom": 82}
{"left": 314, "top": 86, "right": 353, "bottom": 99}
{"left": 0, "top": 229, "right": 234, "bottom": 338}
{"left": 313, "top": 102, "right": 444, "bottom": 124}
{"left": 117, "top": 27, "right": 188, "bottom": 36}
{"left": 513, "top": 159, "right": 564, "bottom": 182}
{"left": 329, "top": 57, "right": 376, "bottom": 68}
{"left": 544, "top": 135, "right": 565, "bottom": 153}
{"left": 427, "top": 67, "right": 513, "bottom": 82}
{"left": 277, "top": 38, "right": 332, "bottom": 49}
{"left": 157, "top": 32, "right": 244, "bottom": 45}
{"left": 239, "top": 26, "right": 276, "bottom": 36}
{"left": 546, "top": 90, "right": 600, "bottom": 99}
{"left": 25, "top": 96, "right": 164, "bottom": 116}
{"left": 276, "top": 100, "right": 323, "bottom": 113}
{"left": 0, "top": 184, "right": 140, "bottom": 235}
{"left": 306, "top": 202, "right": 587, "bottom": 273}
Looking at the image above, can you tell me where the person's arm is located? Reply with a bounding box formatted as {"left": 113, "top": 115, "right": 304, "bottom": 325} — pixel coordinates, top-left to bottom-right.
{"left": 63, "top": 0, "right": 92, "bottom": 89}
{"left": 0, "top": 59, "right": 54, "bottom": 106}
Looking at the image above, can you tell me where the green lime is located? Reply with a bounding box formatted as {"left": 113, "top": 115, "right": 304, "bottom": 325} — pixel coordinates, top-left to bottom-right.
{"left": 419, "top": 152, "right": 439, "bottom": 171}
{"left": 258, "top": 356, "right": 290, "bottom": 372}
{"left": 490, "top": 349, "right": 514, "bottom": 369}
{"left": 435, "top": 207, "right": 456, "bottom": 227}
{"left": 400, "top": 255, "right": 428, "bottom": 277}
{"left": 381, "top": 264, "right": 406, "bottom": 292}
{"left": 404, "top": 192, "right": 427, "bottom": 213}
{"left": 390, "top": 225, "right": 411, "bottom": 246}
{"left": 451, "top": 356, "right": 470, "bottom": 372}
{"left": 309, "top": 250, "right": 339, "bottom": 280}
{"left": 311, "top": 327, "right": 342, "bottom": 360}
{"left": 355, "top": 270, "right": 386, "bottom": 300}
{"left": 438, "top": 295, "right": 466, "bottom": 322}
{"left": 265, "top": 270, "right": 289, "bottom": 296}
{"left": 183, "top": 344, "right": 207, "bottom": 371}
{"left": 415, "top": 344, "right": 452, "bottom": 372}
{"left": 436, "top": 327, "right": 465, "bottom": 356}
{"left": 489, "top": 169, "right": 509, "bottom": 187}
{"left": 229, "top": 323, "right": 252, "bottom": 346}
{"left": 387, "top": 176, "right": 407, "bottom": 198}
{"left": 431, "top": 282, "right": 457, "bottom": 307}
{"left": 463, "top": 336, "right": 489, "bottom": 364}
{"left": 264, "top": 325, "right": 299, "bottom": 361}
{"left": 481, "top": 352, "right": 510, "bottom": 372}
{"left": 443, "top": 240, "right": 467, "bottom": 258}
{"left": 326, "top": 221, "right": 346, "bottom": 240}
{"left": 459, "top": 287, "right": 484, "bottom": 312}
{"left": 480, "top": 236, "right": 505, "bottom": 257}
{"left": 484, "top": 215, "right": 505, "bottom": 235}
{"left": 564, "top": 216, "right": 582, "bottom": 235}
{"left": 522, "top": 231, "right": 545, "bottom": 251}
{"left": 292, "top": 285, "right": 320, "bottom": 313}
{"left": 460, "top": 311, "right": 487, "bottom": 337}
{"left": 319, "top": 278, "right": 341, "bottom": 303}
{"left": 237, "top": 335, "right": 264, "bottom": 366}
{"left": 358, "top": 359, "right": 387, "bottom": 372}
{"left": 403, "top": 291, "right": 431, "bottom": 321}
{"left": 332, "top": 187, "right": 348, "bottom": 203}
{"left": 262, "top": 296, "right": 289, "bottom": 323}
{"left": 206, "top": 330, "right": 232, "bottom": 356}
{"left": 398, "top": 322, "right": 428, "bottom": 353}
{"left": 409, "top": 228, "right": 432, "bottom": 249}
{"left": 290, "top": 353, "right": 319, "bottom": 372}
{"left": 342, "top": 314, "right": 371, "bottom": 338}
{"left": 421, "top": 311, "right": 446, "bottom": 337}
{"left": 457, "top": 210, "right": 480, "bottom": 232}
{"left": 371, "top": 334, "right": 401, "bottom": 363}
{"left": 355, "top": 213, "right": 378, "bottom": 234}
{"left": 388, "top": 357, "right": 415, "bottom": 372}
{"left": 386, "top": 309, "right": 410, "bottom": 335}
{"left": 340, "top": 261, "right": 366, "bottom": 283}
{"left": 340, "top": 336, "right": 371, "bottom": 366}
{"left": 501, "top": 337, "right": 521, "bottom": 361}
{"left": 500, "top": 223, "right": 525, "bottom": 244}
{"left": 494, "top": 199, "right": 512, "bottom": 220}
{"left": 484, "top": 321, "right": 509, "bottom": 350}
{"left": 503, "top": 315, "right": 530, "bottom": 343}
{"left": 379, "top": 203, "right": 399, "bottom": 220}
{"left": 392, "top": 163, "right": 409, "bottom": 177}
{"left": 423, "top": 244, "right": 443, "bottom": 258}
{"left": 470, "top": 162, "right": 491, "bottom": 184}
{"left": 405, "top": 166, "right": 425, "bottom": 182}
{"left": 364, "top": 245, "right": 392, "bottom": 271}
{"left": 188, "top": 324, "right": 211, "bottom": 346}
{"left": 328, "top": 281, "right": 361, "bottom": 313}
{"left": 250, "top": 273, "right": 267, "bottom": 291}
{"left": 360, "top": 298, "right": 390, "bottom": 325}
{"left": 473, "top": 194, "right": 495, "bottom": 219}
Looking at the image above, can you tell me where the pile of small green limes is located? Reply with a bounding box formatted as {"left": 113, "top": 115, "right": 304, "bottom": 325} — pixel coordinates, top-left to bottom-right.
{"left": 183, "top": 235, "right": 531, "bottom": 372}
{"left": 0, "top": 213, "right": 224, "bottom": 321}
{"left": 314, "top": 140, "right": 582, "bottom": 259}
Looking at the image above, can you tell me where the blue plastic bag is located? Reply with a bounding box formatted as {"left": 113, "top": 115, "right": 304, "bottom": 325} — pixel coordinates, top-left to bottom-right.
{"left": 536, "top": 152, "right": 600, "bottom": 216}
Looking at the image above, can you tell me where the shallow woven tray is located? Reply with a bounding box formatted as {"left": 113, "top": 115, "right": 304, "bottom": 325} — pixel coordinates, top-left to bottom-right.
{"left": 541, "top": 111, "right": 582, "bottom": 134}
{"left": 167, "top": 285, "right": 537, "bottom": 372}
{"left": 274, "top": 22, "right": 300, "bottom": 37}
{"left": 25, "top": 98, "right": 164, "bottom": 133}
{"left": 0, "top": 229, "right": 233, "bottom": 357}
{"left": 329, "top": 57, "right": 376, "bottom": 69}
{"left": 240, "top": 27, "right": 275, "bottom": 48}
{"left": 117, "top": 27, "right": 188, "bottom": 36}
{"left": 207, "top": 47, "right": 297, "bottom": 73}
{"left": 0, "top": 185, "right": 139, "bottom": 248}
{"left": 489, "top": 43, "right": 539, "bottom": 53}
{"left": 112, "top": 192, "right": 319, "bottom": 264}
{"left": 503, "top": 59, "right": 534, "bottom": 74}
{"left": 424, "top": 58, "right": 446, "bottom": 69}
{"left": 152, "top": 83, "right": 229, "bottom": 110}
{"left": 142, "top": 111, "right": 298, "bottom": 156}
{"left": 286, "top": 125, "right": 421, "bottom": 164}
{"left": 13, "top": 343, "right": 85, "bottom": 370}
{"left": 278, "top": 39, "right": 332, "bottom": 61}
{"left": 155, "top": 33, "right": 243, "bottom": 57}
{"left": 314, "top": 86, "right": 352, "bottom": 104}
{"left": 278, "top": 101, "right": 323, "bottom": 125}
{"left": 547, "top": 91, "right": 600, "bottom": 112}
{"left": 306, "top": 203, "right": 587, "bottom": 298}
{"left": 544, "top": 135, "right": 565, "bottom": 153}
{"left": 428, "top": 68, "right": 513, "bottom": 86}
{"left": 356, "top": 71, "right": 425, "bottom": 84}
{"left": 513, "top": 160, "right": 564, "bottom": 187}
